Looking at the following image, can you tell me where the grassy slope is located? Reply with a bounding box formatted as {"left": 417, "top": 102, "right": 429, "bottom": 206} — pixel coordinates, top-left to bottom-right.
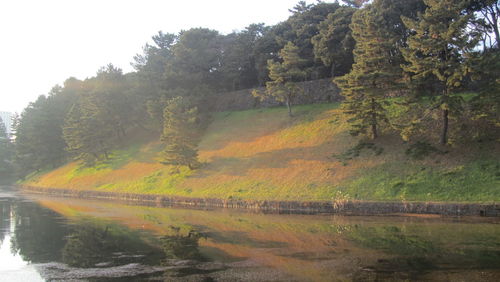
{"left": 24, "top": 103, "right": 500, "bottom": 202}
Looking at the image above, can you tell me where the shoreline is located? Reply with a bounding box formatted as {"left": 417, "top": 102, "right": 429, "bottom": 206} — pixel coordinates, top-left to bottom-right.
{"left": 18, "top": 185, "right": 500, "bottom": 217}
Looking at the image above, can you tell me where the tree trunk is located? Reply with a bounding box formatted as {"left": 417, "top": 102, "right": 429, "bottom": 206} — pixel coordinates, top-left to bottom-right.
{"left": 440, "top": 108, "right": 449, "bottom": 145}
{"left": 493, "top": 19, "right": 499, "bottom": 48}
{"left": 371, "top": 123, "right": 378, "bottom": 140}
{"left": 491, "top": 5, "right": 499, "bottom": 48}
{"left": 330, "top": 62, "right": 336, "bottom": 77}
{"left": 286, "top": 95, "right": 293, "bottom": 117}
{"left": 371, "top": 98, "right": 378, "bottom": 139}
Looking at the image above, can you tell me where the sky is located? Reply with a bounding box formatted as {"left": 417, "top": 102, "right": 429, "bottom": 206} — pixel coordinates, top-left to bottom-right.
{"left": 0, "top": 0, "right": 320, "bottom": 113}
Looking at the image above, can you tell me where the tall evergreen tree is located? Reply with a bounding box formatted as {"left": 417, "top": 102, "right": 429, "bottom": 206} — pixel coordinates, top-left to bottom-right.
{"left": 253, "top": 42, "right": 307, "bottom": 117}
{"left": 132, "top": 32, "right": 178, "bottom": 130}
{"left": 334, "top": 7, "right": 396, "bottom": 139}
{"left": 161, "top": 96, "right": 200, "bottom": 170}
{"left": 63, "top": 93, "right": 115, "bottom": 165}
{"left": 401, "top": 0, "right": 480, "bottom": 145}
{"left": 220, "top": 24, "right": 266, "bottom": 91}
{"left": 468, "top": 49, "right": 500, "bottom": 139}
{"left": 335, "top": 0, "right": 426, "bottom": 139}
{"left": 14, "top": 85, "right": 77, "bottom": 175}
{"left": 287, "top": 1, "right": 342, "bottom": 79}
{"left": 312, "top": 6, "right": 357, "bottom": 77}
{"left": 166, "top": 28, "right": 223, "bottom": 91}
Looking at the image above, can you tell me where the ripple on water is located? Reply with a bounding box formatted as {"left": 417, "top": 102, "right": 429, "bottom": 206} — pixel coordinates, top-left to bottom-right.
{"left": 34, "top": 262, "right": 168, "bottom": 280}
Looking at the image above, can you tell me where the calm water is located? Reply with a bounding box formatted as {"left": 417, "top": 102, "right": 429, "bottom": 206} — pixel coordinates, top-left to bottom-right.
{"left": 1, "top": 187, "right": 500, "bottom": 281}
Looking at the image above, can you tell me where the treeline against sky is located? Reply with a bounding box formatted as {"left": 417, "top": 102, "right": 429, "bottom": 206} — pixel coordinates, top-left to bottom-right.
{"left": 0, "top": 0, "right": 498, "bottom": 177}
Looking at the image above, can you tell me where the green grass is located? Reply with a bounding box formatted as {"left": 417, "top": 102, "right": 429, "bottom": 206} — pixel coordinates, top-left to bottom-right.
{"left": 340, "top": 159, "right": 500, "bottom": 202}
{"left": 24, "top": 103, "right": 500, "bottom": 203}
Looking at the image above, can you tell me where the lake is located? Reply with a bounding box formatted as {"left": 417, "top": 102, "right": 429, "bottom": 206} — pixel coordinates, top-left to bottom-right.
{"left": 1, "top": 186, "right": 500, "bottom": 281}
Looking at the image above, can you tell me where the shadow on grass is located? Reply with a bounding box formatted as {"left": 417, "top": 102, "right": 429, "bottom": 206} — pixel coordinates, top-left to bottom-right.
{"left": 193, "top": 142, "right": 335, "bottom": 178}
{"left": 200, "top": 104, "right": 338, "bottom": 152}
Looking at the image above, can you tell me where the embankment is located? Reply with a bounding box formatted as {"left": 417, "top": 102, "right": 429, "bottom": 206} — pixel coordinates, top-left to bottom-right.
{"left": 22, "top": 104, "right": 500, "bottom": 204}
{"left": 20, "top": 185, "right": 500, "bottom": 217}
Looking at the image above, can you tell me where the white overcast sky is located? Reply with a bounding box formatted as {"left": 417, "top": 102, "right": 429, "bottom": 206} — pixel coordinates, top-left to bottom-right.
{"left": 0, "top": 0, "right": 322, "bottom": 113}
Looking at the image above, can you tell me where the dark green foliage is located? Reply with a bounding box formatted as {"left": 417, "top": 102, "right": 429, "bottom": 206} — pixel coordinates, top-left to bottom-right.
{"left": 220, "top": 24, "right": 266, "bottom": 91}
{"left": 160, "top": 229, "right": 206, "bottom": 261}
{"left": 62, "top": 224, "right": 114, "bottom": 267}
{"left": 401, "top": 0, "right": 480, "bottom": 145}
{"left": 62, "top": 66, "right": 133, "bottom": 166}
{"left": 14, "top": 82, "right": 78, "bottom": 175}
{"left": 9, "top": 201, "right": 69, "bottom": 263}
{"left": 252, "top": 1, "right": 344, "bottom": 83}
{"left": 286, "top": 1, "right": 342, "bottom": 79}
{"left": 333, "top": 141, "right": 384, "bottom": 165}
{"left": 334, "top": 8, "right": 391, "bottom": 139}
{"left": 132, "top": 32, "right": 178, "bottom": 130}
{"left": 63, "top": 95, "right": 113, "bottom": 165}
{"left": 62, "top": 222, "right": 162, "bottom": 268}
{"left": 468, "top": 49, "right": 500, "bottom": 141}
{"left": 161, "top": 97, "right": 201, "bottom": 169}
{"left": 312, "top": 6, "right": 356, "bottom": 77}
{"left": 166, "top": 28, "right": 223, "bottom": 91}
{"left": 335, "top": 0, "right": 425, "bottom": 140}
{"left": 253, "top": 42, "right": 307, "bottom": 116}
{"left": 252, "top": 23, "right": 285, "bottom": 86}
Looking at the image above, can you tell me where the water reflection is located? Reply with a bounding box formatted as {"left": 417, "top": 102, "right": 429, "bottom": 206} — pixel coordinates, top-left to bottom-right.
{"left": 10, "top": 199, "right": 68, "bottom": 263}
{"left": 0, "top": 189, "right": 499, "bottom": 281}
{"left": 62, "top": 222, "right": 163, "bottom": 268}
{"left": 161, "top": 229, "right": 207, "bottom": 261}
{"left": 0, "top": 193, "right": 167, "bottom": 280}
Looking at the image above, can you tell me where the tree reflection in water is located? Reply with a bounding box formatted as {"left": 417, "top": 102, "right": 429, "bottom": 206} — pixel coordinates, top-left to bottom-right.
{"left": 62, "top": 222, "right": 164, "bottom": 268}
{"left": 0, "top": 199, "right": 10, "bottom": 246}
{"left": 62, "top": 224, "right": 115, "bottom": 267}
{"left": 10, "top": 200, "right": 69, "bottom": 263}
{"left": 160, "top": 228, "right": 207, "bottom": 262}
{"left": 160, "top": 228, "right": 226, "bottom": 279}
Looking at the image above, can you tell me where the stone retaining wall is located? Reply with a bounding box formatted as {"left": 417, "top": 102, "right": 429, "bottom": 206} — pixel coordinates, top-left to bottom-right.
{"left": 213, "top": 78, "right": 342, "bottom": 112}
{"left": 20, "top": 185, "right": 500, "bottom": 217}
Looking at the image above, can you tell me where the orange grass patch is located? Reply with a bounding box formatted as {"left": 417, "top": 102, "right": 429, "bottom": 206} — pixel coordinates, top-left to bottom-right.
{"left": 25, "top": 104, "right": 381, "bottom": 200}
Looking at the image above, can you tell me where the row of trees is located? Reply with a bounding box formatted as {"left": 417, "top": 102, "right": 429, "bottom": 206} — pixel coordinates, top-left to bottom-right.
{"left": 4, "top": 0, "right": 499, "bottom": 177}
{"left": 260, "top": 0, "right": 498, "bottom": 146}
{"left": 335, "top": 0, "right": 499, "bottom": 145}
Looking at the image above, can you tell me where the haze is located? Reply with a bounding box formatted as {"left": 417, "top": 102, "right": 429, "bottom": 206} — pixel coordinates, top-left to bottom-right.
{"left": 0, "top": 0, "right": 312, "bottom": 113}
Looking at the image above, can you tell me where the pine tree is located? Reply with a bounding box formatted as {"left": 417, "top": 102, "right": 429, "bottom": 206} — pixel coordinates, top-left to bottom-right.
{"left": 161, "top": 96, "right": 200, "bottom": 170}
{"left": 401, "top": 0, "right": 480, "bottom": 145}
{"left": 312, "top": 6, "right": 356, "bottom": 77}
{"left": 334, "top": 7, "right": 399, "bottom": 139}
{"left": 253, "top": 42, "right": 306, "bottom": 116}
{"left": 63, "top": 93, "right": 114, "bottom": 165}
{"left": 334, "top": 0, "right": 426, "bottom": 139}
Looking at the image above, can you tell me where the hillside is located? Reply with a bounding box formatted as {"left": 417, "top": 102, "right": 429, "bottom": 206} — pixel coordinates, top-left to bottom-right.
{"left": 23, "top": 103, "right": 500, "bottom": 202}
